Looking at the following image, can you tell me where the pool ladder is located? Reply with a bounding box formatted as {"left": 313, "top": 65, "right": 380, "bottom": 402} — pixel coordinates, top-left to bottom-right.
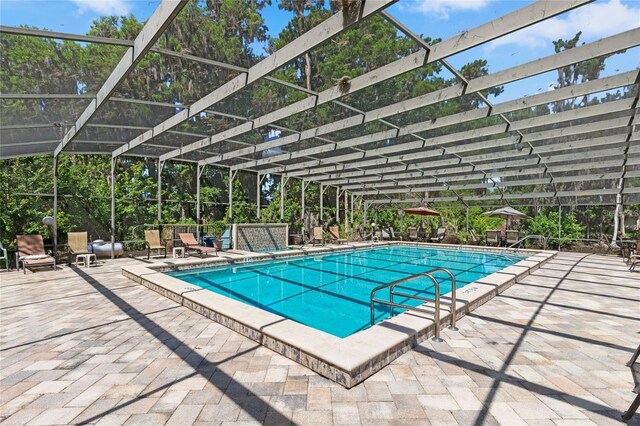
{"left": 369, "top": 268, "right": 457, "bottom": 342}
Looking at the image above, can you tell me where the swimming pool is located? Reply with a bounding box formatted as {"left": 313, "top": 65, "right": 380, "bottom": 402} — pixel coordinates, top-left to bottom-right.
{"left": 167, "top": 245, "right": 529, "bottom": 338}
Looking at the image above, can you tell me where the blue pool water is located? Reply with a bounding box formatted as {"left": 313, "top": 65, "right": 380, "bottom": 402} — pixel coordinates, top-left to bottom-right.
{"left": 167, "top": 246, "right": 528, "bottom": 337}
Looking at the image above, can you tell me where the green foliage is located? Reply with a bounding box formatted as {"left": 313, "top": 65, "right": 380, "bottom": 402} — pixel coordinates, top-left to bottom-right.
{"left": 466, "top": 208, "right": 503, "bottom": 238}
{"left": 225, "top": 175, "right": 257, "bottom": 224}
{"left": 526, "top": 210, "right": 585, "bottom": 247}
{"left": 209, "top": 220, "right": 227, "bottom": 238}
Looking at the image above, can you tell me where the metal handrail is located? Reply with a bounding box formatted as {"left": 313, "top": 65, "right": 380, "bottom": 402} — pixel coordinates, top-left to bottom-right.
{"left": 507, "top": 234, "right": 547, "bottom": 251}
{"left": 370, "top": 268, "right": 457, "bottom": 342}
{"left": 419, "top": 268, "right": 458, "bottom": 331}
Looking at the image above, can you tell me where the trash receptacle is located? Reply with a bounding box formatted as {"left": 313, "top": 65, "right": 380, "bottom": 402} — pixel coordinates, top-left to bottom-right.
{"left": 203, "top": 236, "right": 215, "bottom": 247}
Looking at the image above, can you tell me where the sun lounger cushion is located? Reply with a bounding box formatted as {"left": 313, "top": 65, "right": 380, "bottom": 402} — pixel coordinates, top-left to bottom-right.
{"left": 20, "top": 254, "right": 51, "bottom": 261}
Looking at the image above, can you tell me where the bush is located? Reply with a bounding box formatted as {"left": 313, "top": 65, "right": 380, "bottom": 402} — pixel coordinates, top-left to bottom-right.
{"left": 526, "top": 211, "right": 584, "bottom": 247}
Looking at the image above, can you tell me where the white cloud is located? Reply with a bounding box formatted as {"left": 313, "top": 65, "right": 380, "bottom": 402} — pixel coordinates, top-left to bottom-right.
{"left": 70, "top": 0, "right": 132, "bottom": 15}
{"left": 488, "top": 0, "right": 640, "bottom": 50}
{"left": 408, "top": 0, "right": 492, "bottom": 20}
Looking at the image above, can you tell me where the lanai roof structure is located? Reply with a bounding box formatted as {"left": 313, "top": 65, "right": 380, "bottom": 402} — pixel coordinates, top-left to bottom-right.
{"left": 1, "top": 0, "right": 639, "bottom": 215}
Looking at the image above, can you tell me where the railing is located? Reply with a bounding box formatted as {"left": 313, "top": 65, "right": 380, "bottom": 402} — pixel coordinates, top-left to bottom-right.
{"left": 369, "top": 268, "right": 457, "bottom": 342}
{"left": 507, "top": 235, "right": 547, "bottom": 251}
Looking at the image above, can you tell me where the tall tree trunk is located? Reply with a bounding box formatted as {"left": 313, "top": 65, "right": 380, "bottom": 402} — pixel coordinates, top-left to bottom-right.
{"left": 620, "top": 201, "right": 626, "bottom": 238}
{"left": 612, "top": 178, "right": 623, "bottom": 245}
{"left": 304, "top": 52, "right": 312, "bottom": 90}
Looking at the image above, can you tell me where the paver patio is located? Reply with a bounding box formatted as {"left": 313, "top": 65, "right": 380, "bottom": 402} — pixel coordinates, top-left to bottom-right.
{"left": 1, "top": 251, "right": 638, "bottom": 425}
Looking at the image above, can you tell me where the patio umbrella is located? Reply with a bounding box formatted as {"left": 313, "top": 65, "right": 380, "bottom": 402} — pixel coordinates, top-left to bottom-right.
{"left": 404, "top": 207, "right": 440, "bottom": 237}
{"left": 482, "top": 206, "right": 531, "bottom": 220}
{"left": 403, "top": 206, "right": 440, "bottom": 216}
{"left": 483, "top": 206, "right": 531, "bottom": 230}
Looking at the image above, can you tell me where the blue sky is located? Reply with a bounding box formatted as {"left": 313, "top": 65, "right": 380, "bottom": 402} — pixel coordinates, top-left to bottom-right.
{"left": 1, "top": 0, "right": 638, "bottom": 102}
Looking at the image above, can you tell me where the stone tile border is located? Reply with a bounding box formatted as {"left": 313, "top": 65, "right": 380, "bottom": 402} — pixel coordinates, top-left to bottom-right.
{"left": 122, "top": 243, "right": 556, "bottom": 388}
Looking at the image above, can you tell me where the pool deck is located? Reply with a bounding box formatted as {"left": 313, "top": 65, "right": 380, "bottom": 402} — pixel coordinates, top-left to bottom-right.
{"left": 1, "top": 249, "right": 638, "bottom": 425}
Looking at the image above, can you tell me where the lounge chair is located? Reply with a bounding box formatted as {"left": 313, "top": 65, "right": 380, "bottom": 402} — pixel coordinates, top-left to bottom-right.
{"left": 329, "top": 226, "right": 347, "bottom": 244}
{"left": 0, "top": 241, "right": 8, "bottom": 271}
{"left": 220, "top": 229, "right": 231, "bottom": 250}
{"left": 506, "top": 230, "right": 521, "bottom": 247}
{"left": 486, "top": 230, "right": 501, "bottom": 246}
{"left": 312, "top": 227, "right": 324, "bottom": 246}
{"left": 144, "top": 230, "right": 168, "bottom": 259}
{"left": 430, "top": 227, "right": 446, "bottom": 243}
{"left": 67, "top": 231, "right": 91, "bottom": 266}
{"left": 357, "top": 224, "right": 373, "bottom": 241}
{"left": 469, "top": 230, "right": 480, "bottom": 245}
{"left": 407, "top": 227, "right": 418, "bottom": 241}
{"left": 178, "top": 233, "right": 217, "bottom": 257}
{"left": 16, "top": 234, "right": 56, "bottom": 274}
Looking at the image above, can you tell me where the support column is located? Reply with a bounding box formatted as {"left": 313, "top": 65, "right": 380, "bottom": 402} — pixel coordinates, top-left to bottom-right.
{"left": 157, "top": 159, "right": 163, "bottom": 224}
{"left": 466, "top": 207, "right": 469, "bottom": 243}
{"left": 196, "top": 165, "right": 204, "bottom": 241}
{"left": 363, "top": 201, "right": 368, "bottom": 226}
{"left": 228, "top": 169, "right": 236, "bottom": 221}
{"left": 320, "top": 184, "right": 324, "bottom": 222}
{"left": 256, "top": 173, "right": 262, "bottom": 219}
{"left": 336, "top": 187, "right": 340, "bottom": 222}
{"left": 111, "top": 158, "right": 116, "bottom": 259}
{"left": 558, "top": 204, "right": 562, "bottom": 252}
{"left": 344, "top": 190, "right": 348, "bottom": 233}
{"left": 350, "top": 193, "right": 354, "bottom": 238}
{"left": 301, "top": 180, "right": 306, "bottom": 222}
{"left": 280, "top": 176, "right": 288, "bottom": 221}
{"left": 52, "top": 156, "right": 58, "bottom": 262}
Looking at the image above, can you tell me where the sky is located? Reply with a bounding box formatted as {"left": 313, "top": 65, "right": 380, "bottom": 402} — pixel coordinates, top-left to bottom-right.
{"left": 1, "top": 0, "right": 639, "bottom": 102}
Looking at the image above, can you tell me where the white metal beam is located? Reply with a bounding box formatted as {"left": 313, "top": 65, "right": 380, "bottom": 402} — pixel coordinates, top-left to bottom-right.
{"left": 241, "top": 72, "right": 637, "bottom": 177}
{"left": 262, "top": 102, "right": 633, "bottom": 178}
{"left": 185, "top": 0, "right": 592, "bottom": 166}
{"left": 114, "top": 0, "right": 396, "bottom": 159}
{"left": 53, "top": 0, "right": 188, "bottom": 156}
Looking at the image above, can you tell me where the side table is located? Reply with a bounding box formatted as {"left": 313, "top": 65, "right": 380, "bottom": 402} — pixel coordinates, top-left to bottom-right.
{"left": 76, "top": 253, "right": 97, "bottom": 267}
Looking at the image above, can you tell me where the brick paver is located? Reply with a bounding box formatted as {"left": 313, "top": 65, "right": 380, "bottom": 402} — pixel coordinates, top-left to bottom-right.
{"left": 1, "top": 252, "right": 638, "bottom": 425}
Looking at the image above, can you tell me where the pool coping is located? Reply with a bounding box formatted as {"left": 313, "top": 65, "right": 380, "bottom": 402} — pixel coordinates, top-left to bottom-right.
{"left": 121, "top": 242, "right": 556, "bottom": 388}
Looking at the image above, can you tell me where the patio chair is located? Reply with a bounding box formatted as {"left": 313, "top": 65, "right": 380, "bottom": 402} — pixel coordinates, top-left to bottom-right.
{"left": 0, "top": 241, "right": 8, "bottom": 271}
{"left": 506, "top": 230, "right": 521, "bottom": 247}
{"left": 629, "top": 240, "right": 639, "bottom": 272}
{"left": 389, "top": 227, "right": 398, "bottom": 241}
{"left": 622, "top": 342, "right": 640, "bottom": 421}
{"left": 329, "top": 226, "right": 347, "bottom": 244}
{"left": 220, "top": 229, "right": 231, "bottom": 250}
{"left": 430, "top": 227, "right": 446, "bottom": 243}
{"left": 469, "top": 230, "right": 480, "bottom": 245}
{"left": 16, "top": 234, "right": 56, "bottom": 274}
{"left": 486, "top": 230, "right": 501, "bottom": 246}
{"left": 357, "top": 224, "right": 373, "bottom": 241}
{"left": 144, "top": 230, "right": 167, "bottom": 260}
{"left": 312, "top": 227, "right": 324, "bottom": 246}
{"left": 67, "top": 231, "right": 91, "bottom": 266}
{"left": 407, "top": 227, "right": 418, "bottom": 241}
{"left": 178, "top": 233, "right": 217, "bottom": 257}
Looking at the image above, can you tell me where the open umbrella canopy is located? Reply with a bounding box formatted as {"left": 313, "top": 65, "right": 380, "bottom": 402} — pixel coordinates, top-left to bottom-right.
{"left": 482, "top": 206, "right": 531, "bottom": 220}
{"left": 403, "top": 206, "right": 441, "bottom": 216}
